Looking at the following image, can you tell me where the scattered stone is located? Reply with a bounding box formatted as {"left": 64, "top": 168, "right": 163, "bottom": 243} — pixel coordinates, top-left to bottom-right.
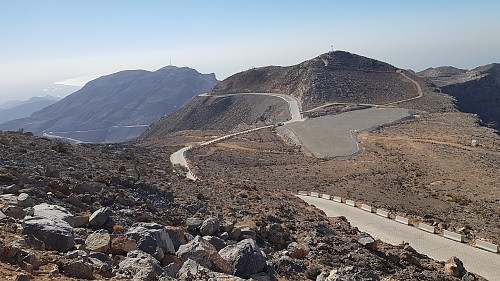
{"left": 215, "top": 231, "right": 229, "bottom": 240}
{"left": 88, "top": 252, "right": 113, "bottom": 267}
{"left": 0, "top": 194, "right": 18, "bottom": 206}
{"left": 219, "top": 238, "right": 266, "bottom": 278}
{"left": 17, "top": 193, "right": 34, "bottom": 207}
{"left": 165, "top": 226, "right": 186, "bottom": 251}
{"left": 74, "top": 215, "right": 89, "bottom": 228}
{"left": 115, "top": 250, "right": 163, "bottom": 281}
{"left": 239, "top": 225, "right": 257, "bottom": 240}
{"left": 1, "top": 205, "right": 26, "bottom": 219}
{"left": 220, "top": 220, "right": 235, "bottom": 233}
{"left": 358, "top": 236, "right": 377, "bottom": 251}
{"left": 200, "top": 217, "right": 220, "bottom": 236}
{"left": 261, "top": 223, "right": 290, "bottom": 249}
{"left": 0, "top": 184, "right": 20, "bottom": 194}
{"left": 15, "top": 274, "right": 30, "bottom": 281}
{"left": 272, "top": 255, "right": 306, "bottom": 275}
{"left": 177, "top": 235, "right": 234, "bottom": 274}
{"left": 88, "top": 207, "right": 112, "bottom": 227}
{"left": 186, "top": 217, "right": 204, "bottom": 231}
{"left": 204, "top": 235, "right": 227, "bottom": 251}
{"left": 444, "top": 256, "right": 467, "bottom": 278}
{"left": 62, "top": 260, "right": 94, "bottom": 279}
{"left": 287, "top": 242, "right": 310, "bottom": 259}
{"left": 177, "top": 259, "right": 245, "bottom": 281}
{"left": 111, "top": 235, "right": 138, "bottom": 255}
{"left": 85, "top": 229, "right": 111, "bottom": 253}
{"left": 126, "top": 222, "right": 175, "bottom": 261}
{"left": 164, "top": 262, "right": 181, "bottom": 278}
{"left": 228, "top": 226, "right": 242, "bottom": 240}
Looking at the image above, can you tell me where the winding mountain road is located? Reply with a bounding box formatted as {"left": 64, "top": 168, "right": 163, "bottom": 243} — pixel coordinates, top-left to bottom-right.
{"left": 299, "top": 195, "right": 500, "bottom": 281}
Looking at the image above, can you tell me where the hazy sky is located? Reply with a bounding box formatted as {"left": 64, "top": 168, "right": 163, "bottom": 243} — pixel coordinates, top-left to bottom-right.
{"left": 1, "top": 0, "right": 499, "bottom": 101}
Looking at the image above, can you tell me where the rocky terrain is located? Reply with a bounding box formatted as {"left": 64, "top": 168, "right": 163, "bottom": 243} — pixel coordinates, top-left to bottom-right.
{"left": 417, "top": 64, "right": 500, "bottom": 130}
{"left": 0, "top": 130, "right": 485, "bottom": 280}
{"left": 0, "top": 66, "right": 219, "bottom": 143}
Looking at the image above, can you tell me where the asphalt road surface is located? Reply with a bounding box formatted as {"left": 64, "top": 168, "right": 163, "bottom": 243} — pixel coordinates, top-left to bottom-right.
{"left": 299, "top": 195, "right": 500, "bottom": 281}
{"left": 285, "top": 107, "right": 413, "bottom": 158}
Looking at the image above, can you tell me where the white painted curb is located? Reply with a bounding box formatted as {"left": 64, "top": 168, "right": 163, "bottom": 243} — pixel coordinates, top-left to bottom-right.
{"left": 345, "top": 199, "right": 355, "bottom": 206}
{"left": 443, "top": 230, "right": 464, "bottom": 242}
{"left": 418, "top": 223, "right": 437, "bottom": 234}
{"left": 310, "top": 192, "right": 319, "bottom": 198}
{"left": 395, "top": 215, "right": 409, "bottom": 225}
{"left": 361, "top": 204, "right": 372, "bottom": 212}
{"left": 376, "top": 209, "right": 389, "bottom": 218}
{"left": 321, "top": 194, "right": 331, "bottom": 200}
{"left": 475, "top": 239, "right": 499, "bottom": 253}
{"left": 333, "top": 196, "right": 342, "bottom": 203}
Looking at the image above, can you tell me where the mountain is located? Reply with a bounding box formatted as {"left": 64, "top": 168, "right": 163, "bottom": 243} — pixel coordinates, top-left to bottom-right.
{"left": 0, "top": 96, "right": 60, "bottom": 123}
{"left": 140, "top": 51, "right": 452, "bottom": 140}
{"left": 417, "top": 63, "right": 500, "bottom": 130}
{"left": 0, "top": 66, "right": 219, "bottom": 143}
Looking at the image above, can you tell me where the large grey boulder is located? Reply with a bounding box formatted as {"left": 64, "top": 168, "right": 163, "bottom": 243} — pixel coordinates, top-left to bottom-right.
{"left": 115, "top": 250, "right": 163, "bottom": 281}
{"left": 85, "top": 229, "right": 111, "bottom": 253}
{"left": 88, "top": 207, "right": 112, "bottom": 227}
{"left": 22, "top": 204, "right": 74, "bottom": 252}
{"left": 33, "top": 203, "right": 75, "bottom": 226}
{"left": 200, "top": 217, "right": 220, "bottom": 236}
{"left": 126, "top": 222, "right": 175, "bottom": 261}
{"left": 219, "top": 238, "right": 267, "bottom": 278}
{"left": 177, "top": 235, "right": 234, "bottom": 274}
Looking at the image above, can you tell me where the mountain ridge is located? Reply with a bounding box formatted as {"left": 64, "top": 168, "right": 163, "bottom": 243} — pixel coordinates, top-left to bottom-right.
{"left": 0, "top": 66, "right": 219, "bottom": 143}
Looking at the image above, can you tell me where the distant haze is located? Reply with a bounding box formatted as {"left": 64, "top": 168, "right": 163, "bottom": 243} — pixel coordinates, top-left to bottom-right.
{"left": 1, "top": 1, "right": 499, "bottom": 101}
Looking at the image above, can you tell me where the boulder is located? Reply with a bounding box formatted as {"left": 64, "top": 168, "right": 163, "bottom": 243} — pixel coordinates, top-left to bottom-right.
{"left": 17, "top": 193, "right": 34, "bottom": 207}
{"left": 186, "top": 217, "right": 204, "bottom": 231}
{"left": 115, "top": 250, "right": 163, "bottom": 281}
{"left": 220, "top": 220, "right": 235, "bottom": 233}
{"left": 287, "top": 242, "right": 309, "bottom": 259}
{"left": 444, "top": 256, "right": 467, "bottom": 278}
{"left": 111, "top": 235, "right": 138, "bottom": 255}
{"left": 261, "top": 223, "right": 289, "bottom": 249}
{"left": 358, "top": 236, "right": 377, "bottom": 251}
{"left": 219, "top": 238, "right": 266, "bottom": 278}
{"left": 177, "top": 235, "right": 234, "bottom": 274}
{"left": 200, "top": 218, "right": 220, "bottom": 236}
{"left": 164, "top": 262, "right": 181, "bottom": 278}
{"left": 204, "top": 235, "right": 227, "bottom": 251}
{"left": 33, "top": 203, "right": 74, "bottom": 227}
{"left": 0, "top": 205, "right": 26, "bottom": 219}
{"left": 22, "top": 204, "right": 74, "bottom": 252}
{"left": 88, "top": 207, "right": 112, "bottom": 227}
{"left": 62, "top": 260, "right": 94, "bottom": 279}
{"left": 74, "top": 216, "right": 89, "bottom": 228}
{"left": 272, "top": 255, "right": 306, "bottom": 275}
{"left": 126, "top": 222, "right": 175, "bottom": 261}
{"left": 164, "top": 226, "right": 186, "bottom": 251}
{"left": 0, "top": 184, "right": 20, "bottom": 194}
{"left": 85, "top": 229, "right": 111, "bottom": 253}
{"left": 177, "top": 259, "right": 245, "bottom": 281}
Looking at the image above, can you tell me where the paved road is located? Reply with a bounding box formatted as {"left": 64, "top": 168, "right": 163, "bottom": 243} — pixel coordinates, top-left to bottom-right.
{"left": 199, "top": 92, "right": 303, "bottom": 122}
{"left": 299, "top": 195, "right": 500, "bottom": 281}
{"left": 285, "top": 108, "right": 413, "bottom": 158}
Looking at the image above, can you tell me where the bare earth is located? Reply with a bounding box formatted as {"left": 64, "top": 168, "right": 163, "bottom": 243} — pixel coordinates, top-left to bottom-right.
{"left": 185, "top": 111, "right": 500, "bottom": 246}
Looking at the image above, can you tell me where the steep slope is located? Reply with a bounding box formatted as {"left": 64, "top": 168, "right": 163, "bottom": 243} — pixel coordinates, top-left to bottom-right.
{"left": 0, "top": 66, "right": 219, "bottom": 143}
{"left": 141, "top": 51, "right": 454, "bottom": 140}
{"left": 417, "top": 63, "right": 500, "bottom": 130}
{"left": 0, "top": 96, "right": 59, "bottom": 123}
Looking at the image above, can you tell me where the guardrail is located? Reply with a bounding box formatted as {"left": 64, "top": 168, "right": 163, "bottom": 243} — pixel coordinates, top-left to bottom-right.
{"left": 297, "top": 190, "right": 499, "bottom": 254}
